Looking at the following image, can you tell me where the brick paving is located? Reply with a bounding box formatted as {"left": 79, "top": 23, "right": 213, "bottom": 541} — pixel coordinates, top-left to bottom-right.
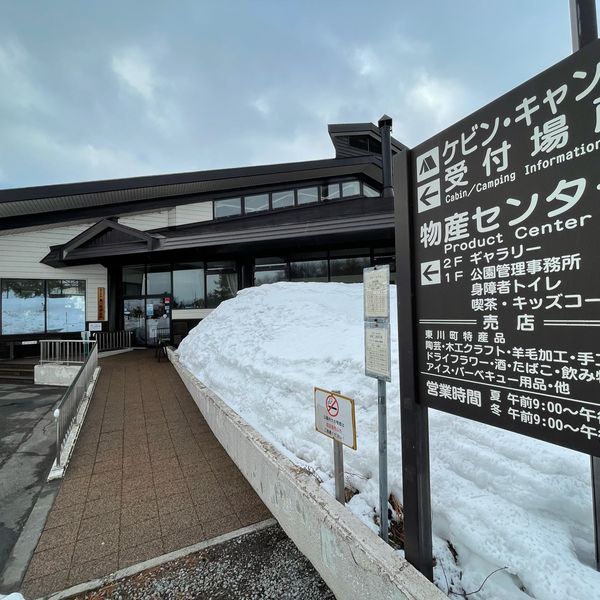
{"left": 20, "top": 350, "right": 271, "bottom": 599}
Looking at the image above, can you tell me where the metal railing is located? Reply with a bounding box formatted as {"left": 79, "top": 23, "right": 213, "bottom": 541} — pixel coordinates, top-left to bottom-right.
{"left": 52, "top": 340, "right": 98, "bottom": 468}
{"left": 92, "top": 330, "right": 133, "bottom": 352}
{"left": 40, "top": 339, "right": 93, "bottom": 365}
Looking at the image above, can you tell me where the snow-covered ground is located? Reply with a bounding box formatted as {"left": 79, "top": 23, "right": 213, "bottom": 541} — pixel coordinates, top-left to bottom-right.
{"left": 177, "top": 282, "right": 599, "bottom": 600}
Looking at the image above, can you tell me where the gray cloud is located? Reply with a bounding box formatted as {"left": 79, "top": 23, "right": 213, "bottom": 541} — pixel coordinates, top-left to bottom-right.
{"left": 0, "top": 0, "right": 575, "bottom": 189}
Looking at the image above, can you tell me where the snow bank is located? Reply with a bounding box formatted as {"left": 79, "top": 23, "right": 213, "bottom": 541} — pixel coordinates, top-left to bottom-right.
{"left": 0, "top": 593, "right": 26, "bottom": 600}
{"left": 177, "top": 282, "right": 598, "bottom": 600}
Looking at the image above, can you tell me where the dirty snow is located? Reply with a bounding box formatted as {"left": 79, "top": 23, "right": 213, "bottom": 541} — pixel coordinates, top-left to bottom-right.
{"left": 177, "top": 282, "right": 598, "bottom": 600}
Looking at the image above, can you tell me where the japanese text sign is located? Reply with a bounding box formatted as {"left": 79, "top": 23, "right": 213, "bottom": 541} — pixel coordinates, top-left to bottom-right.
{"left": 365, "top": 320, "right": 392, "bottom": 382}
{"left": 364, "top": 265, "right": 390, "bottom": 320}
{"left": 412, "top": 39, "right": 600, "bottom": 455}
{"left": 314, "top": 387, "right": 357, "bottom": 449}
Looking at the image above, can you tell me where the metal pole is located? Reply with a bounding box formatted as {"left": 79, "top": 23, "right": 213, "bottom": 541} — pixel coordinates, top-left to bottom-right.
{"left": 54, "top": 408, "right": 61, "bottom": 468}
{"left": 333, "top": 440, "right": 345, "bottom": 505}
{"left": 383, "top": 114, "right": 433, "bottom": 579}
{"left": 569, "top": 0, "right": 600, "bottom": 573}
{"left": 378, "top": 378, "right": 389, "bottom": 541}
{"left": 331, "top": 389, "right": 345, "bottom": 505}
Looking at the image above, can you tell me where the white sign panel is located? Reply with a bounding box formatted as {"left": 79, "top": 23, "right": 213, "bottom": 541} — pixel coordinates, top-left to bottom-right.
{"left": 364, "top": 321, "right": 391, "bottom": 382}
{"left": 314, "top": 387, "right": 357, "bottom": 450}
{"left": 363, "top": 265, "right": 390, "bottom": 320}
{"left": 88, "top": 322, "right": 103, "bottom": 332}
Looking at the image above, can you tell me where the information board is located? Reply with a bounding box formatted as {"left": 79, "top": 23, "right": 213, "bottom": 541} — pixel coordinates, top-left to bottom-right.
{"left": 365, "top": 320, "right": 392, "bottom": 382}
{"left": 364, "top": 265, "right": 390, "bottom": 320}
{"left": 314, "top": 387, "right": 357, "bottom": 449}
{"left": 412, "top": 39, "right": 600, "bottom": 454}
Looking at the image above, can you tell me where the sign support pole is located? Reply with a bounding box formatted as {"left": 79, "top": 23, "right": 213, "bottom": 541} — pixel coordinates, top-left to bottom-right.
{"left": 331, "top": 389, "right": 345, "bottom": 505}
{"left": 569, "top": 0, "right": 600, "bottom": 573}
{"left": 381, "top": 115, "right": 433, "bottom": 579}
{"left": 378, "top": 377, "right": 389, "bottom": 541}
{"left": 333, "top": 440, "right": 345, "bottom": 505}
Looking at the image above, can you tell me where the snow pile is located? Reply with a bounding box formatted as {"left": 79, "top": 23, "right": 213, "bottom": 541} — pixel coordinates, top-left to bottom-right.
{"left": 0, "top": 594, "right": 26, "bottom": 600}
{"left": 178, "top": 282, "right": 598, "bottom": 600}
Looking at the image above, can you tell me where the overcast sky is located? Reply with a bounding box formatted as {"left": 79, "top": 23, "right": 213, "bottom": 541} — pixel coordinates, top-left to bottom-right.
{"left": 0, "top": 1, "right": 591, "bottom": 189}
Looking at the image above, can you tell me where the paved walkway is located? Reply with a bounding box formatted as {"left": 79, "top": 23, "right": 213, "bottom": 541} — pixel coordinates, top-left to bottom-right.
{"left": 20, "top": 350, "right": 271, "bottom": 599}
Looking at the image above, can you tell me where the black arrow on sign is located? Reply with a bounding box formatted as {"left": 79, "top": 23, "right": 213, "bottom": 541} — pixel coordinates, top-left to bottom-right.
{"left": 422, "top": 263, "right": 439, "bottom": 282}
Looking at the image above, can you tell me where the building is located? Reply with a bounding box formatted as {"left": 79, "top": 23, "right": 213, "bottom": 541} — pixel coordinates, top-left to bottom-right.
{"left": 0, "top": 122, "right": 404, "bottom": 354}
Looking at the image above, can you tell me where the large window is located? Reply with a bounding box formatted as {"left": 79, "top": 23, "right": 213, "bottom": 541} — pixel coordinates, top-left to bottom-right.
{"left": 1, "top": 278, "right": 86, "bottom": 335}
{"left": 342, "top": 181, "right": 360, "bottom": 197}
{"left": 272, "top": 190, "right": 294, "bottom": 209}
{"left": 254, "top": 257, "right": 287, "bottom": 286}
{"left": 297, "top": 187, "right": 319, "bottom": 205}
{"left": 321, "top": 183, "right": 340, "bottom": 201}
{"left": 289, "top": 254, "right": 328, "bottom": 282}
{"left": 206, "top": 261, "right": 238, "bottom": 308}
{"left": 146, "top": 264, "right": 171, "bottom": 296}
{"left": 173, "top": 263, "right": 205, "bottom": 309}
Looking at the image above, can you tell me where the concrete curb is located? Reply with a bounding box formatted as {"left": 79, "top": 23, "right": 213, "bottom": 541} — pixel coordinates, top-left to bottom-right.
{"left": 168, "top": 349, "right": 445, "bottom": 600}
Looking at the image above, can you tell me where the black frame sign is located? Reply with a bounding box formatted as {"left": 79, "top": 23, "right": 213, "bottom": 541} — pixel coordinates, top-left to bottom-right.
{"left": 412, "top": 39, "right": 600, "bottom": 455}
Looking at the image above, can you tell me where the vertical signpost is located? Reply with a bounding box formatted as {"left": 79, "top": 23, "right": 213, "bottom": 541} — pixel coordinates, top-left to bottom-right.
{"left": 394, "top": 12, "right": 600, "bottom": 581}
{"left": 364, "top": 263, "right": 391, "bottom": 542}
{"left": 570, "top": 0, "right": 600, "bottom": 573}
{"left": 314, "top": 387, "right": 357, "bottom": 505}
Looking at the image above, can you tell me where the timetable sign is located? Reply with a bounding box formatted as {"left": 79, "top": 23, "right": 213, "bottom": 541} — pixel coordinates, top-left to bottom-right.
{"left": 412, "top": 39, "right": 600, "bottom": 455}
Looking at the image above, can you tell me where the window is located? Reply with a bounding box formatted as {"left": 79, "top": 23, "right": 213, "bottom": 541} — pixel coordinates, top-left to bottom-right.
{"left": 289, "top": 255, "right": 328, "bottom": 282}
{"left": 146, "top": 264, "right": 171, "bottom": 296}
{"left": 363, "top": 183, "right": 380, "bottom": 197}
{"left": 215, "top": 198, "right": 241, "bottom": 218}
{"left": 254, "top": 257, "right": 287, "bottom": 286}
{"left": 206, "top": 261, "right": 238, "bottom": 308}
{"left": 272, "top": 190, "right": 294, "bottom": 209}
{"left": 297, "top": 187, "right": 319, "bottom": 205}
{"left": 173, "top": 263, "right": 205, "bottom": 309}
{"left": 329, "top": 256, "right": 370, "bottom": 283}
{"left": 123, "top": 265, "right": 145, "bottom": 296}
{"left": 321, "top": 183, "right": 340, "bottom": 201}
{"left": 47, "top": 280, "right": 86, "bottom": 333}
{"left": 1, "top": 278, "right": 86, "bottom": 335}
{"left": 244, "top": 194, "right": 269, "bottom": 213}
{"left": 341, "top": 181, "right": 360, "bottom": 197}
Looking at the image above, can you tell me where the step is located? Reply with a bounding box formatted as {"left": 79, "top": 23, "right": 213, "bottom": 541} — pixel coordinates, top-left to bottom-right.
{"left": 0, "top": 375, "right": 35, "bottom": 384}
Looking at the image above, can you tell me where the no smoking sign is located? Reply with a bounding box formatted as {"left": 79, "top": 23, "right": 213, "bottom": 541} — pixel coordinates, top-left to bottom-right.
{"left": 314, "top": 387, "right": 357, "bottom": 449}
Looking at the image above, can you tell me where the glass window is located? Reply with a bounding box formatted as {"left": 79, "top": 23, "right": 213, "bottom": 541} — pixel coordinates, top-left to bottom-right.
{"left": 289, "top": 259, "right": 328, "bottom": 282}
{"left": 47, "top": 279, "right": 85, "bottom": 333}
{"left": 329, "top": 256, "right": 370, "bottom": 283}
{"left": 123, "top": 265, "right": 145, "bottom": 296}
{"left": 272, "top": 190, "right": 295, "bottom": 209}
{"left": 254, "top": 258, "right": 287, "bottom": 286}
{"left": 321, "top": 183, "right": 341, "bottom": 201}
{"left": 1, "top": 279, "right": 46, "bottom": 334}
{"left": 215, "top": 198, "right": 241, "bottom": 218}
{"left": 341, "top": 181, "right": 360, "bottom": 197}
{"left": 206, "top": 262, "right": 238, "bottom": 308}
{"left": 173, "top": 263, "right": 205, "bottom": 309}
{"left": 124, "top": 298, "right": 146, "bottom": 345}
{"left": 244, "top": 193, "right": 269, "bottom": 213}
{"left": 146, "top": 264, "right": 171, "bottom": 296}
{"left": 297, "top": 187, "right": 318, "bottom": 205}
{"left": 363, "top": 183, "right": 380, "bottom": 197}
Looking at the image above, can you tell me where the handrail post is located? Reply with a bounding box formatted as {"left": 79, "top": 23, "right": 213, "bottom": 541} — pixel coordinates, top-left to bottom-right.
{"left": 54, "top": 408, "right": 61, "bottom": 468}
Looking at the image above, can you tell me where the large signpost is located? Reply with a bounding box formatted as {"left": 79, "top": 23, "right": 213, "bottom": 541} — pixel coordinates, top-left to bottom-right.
{"left": 392, "top": 2, "right": 600, "bottom": 581}
{"left": 413, "top": 38, "right": 600, "bottom": 455}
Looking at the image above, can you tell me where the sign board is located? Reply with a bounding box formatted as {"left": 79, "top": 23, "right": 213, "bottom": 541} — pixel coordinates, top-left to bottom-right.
{"left": 314, "top": 387, "right": 357, "bottom": 449}
{"left": 88, "top": 322, "right": 102, "bottom": 332}
{"left": 97, "top": 287, "right": 105, "bottom": 321}
{"left": 364, "top": 265, "right": 390, "bottom": 320}
{"left": 365, "top": 320, "right": 392, "bottom": 382}
{"left": 411, "top": 39, "right": 600, "bottom": 454}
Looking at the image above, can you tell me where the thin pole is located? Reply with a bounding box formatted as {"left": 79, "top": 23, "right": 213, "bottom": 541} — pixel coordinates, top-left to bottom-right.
{"left": 333, "top": 440, "right": 345, "bottom": 505}
{"left": 378, "top": 378, "right": 389, "bottom": 541}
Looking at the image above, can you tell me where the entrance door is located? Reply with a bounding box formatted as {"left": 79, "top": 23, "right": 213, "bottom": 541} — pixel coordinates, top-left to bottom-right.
{"left": 124, "top": 298, "right": 146, "bottom": 345}
{"left": 145, "top": 297, "right": 171, "bottom": 346}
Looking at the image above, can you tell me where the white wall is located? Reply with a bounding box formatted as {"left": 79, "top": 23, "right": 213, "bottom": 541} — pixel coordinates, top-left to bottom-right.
{"left": 0, "top": 224, "right": 107, "bottom": 322}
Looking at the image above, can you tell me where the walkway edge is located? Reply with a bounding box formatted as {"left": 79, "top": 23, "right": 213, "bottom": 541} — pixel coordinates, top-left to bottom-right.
{"left": 40, "top": 518, "right": 277, "bottom": 600}
{"left": 168, "top": 349, "right": 446, "bottom": 600}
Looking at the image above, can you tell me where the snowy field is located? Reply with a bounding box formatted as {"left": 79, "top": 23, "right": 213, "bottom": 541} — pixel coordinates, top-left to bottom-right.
{"left": 177, "top": 282, "right": 599, "bottom": 600}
